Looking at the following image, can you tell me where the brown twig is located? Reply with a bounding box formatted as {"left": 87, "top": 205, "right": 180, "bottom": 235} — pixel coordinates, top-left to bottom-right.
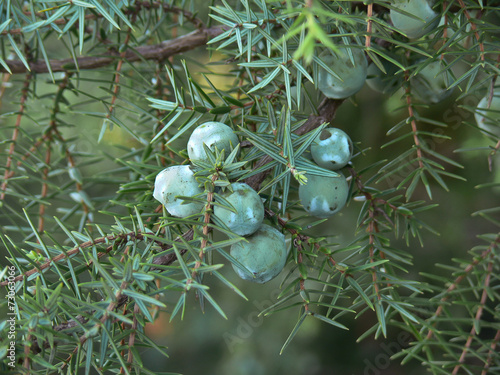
{"left": 187, "top": 174, "right": 218, "bottom": 289}
{"left": 265, "top": 207, "right": 350, "bottom": 320}
{"left": 481, "top": 329, "right": 500, "bottom": 375}
{"left": 23, "top": 329, "right": 33, "bottom": 371}
{"left": 404, "top": 69, "right": 424, "bottom": 170}
{"left": 452, "top": 258, "right": 494, "bottom": 375}
{"left": 424, "top": 234, "right": 500, "bottom": 341}
{"left": 30, "top": 310, "right": 93, "bottom": 353}
{"left": 125, "top": 304, "right": 141, "bottom": 373}
{"left": 264, "top": 207, "right": 341, "bottom": 273}
{"left": 38, "top": 74, "right": 72, "bottom": 233}
{"left": 348, "top": 166, "right": 419, "bottom": 294}
{"left": 0, "top": 26, "right": 226, "bottom": 74}
{"left": 456, "top": 0, "right": 485, "bottom": 62}
{"left": 151, "top": 229, "right": 193, "bottom": 268}
{"left": 38, "top": 144, "right": 51, "bottom": 234}
{"left": 365, "top": 3, "right": 373, "bottom": 49}
{"left": 1, "top": 76, "right": 78, "bottom": 205}
{"left": 14, "top": 136, "right": 48, "bottom": 168}
{"left": 0, "top": 72, "right": 31, "bottom": 200}
{"left": 440, "top": 1, "right": 448, "bottom": 61}
{"left": 106, "top": 29, "right": 133, "bottom": 119}
{"left": 349, "top": 168, "right": 391, "bottom": 300}
{"left": 154, "top": 63, "right": 172, "bottom": 166}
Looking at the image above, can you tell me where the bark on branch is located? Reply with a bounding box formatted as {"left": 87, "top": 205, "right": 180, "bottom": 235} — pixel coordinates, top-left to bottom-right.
{"left": 1, "top": 26, "right": 225, "bottom": 74}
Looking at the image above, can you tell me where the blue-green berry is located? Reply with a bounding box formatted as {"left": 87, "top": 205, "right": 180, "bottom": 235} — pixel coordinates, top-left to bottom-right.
{"left": 299, "top": 173, "right": 349, "bottom": 218}
{"left": 230, "top": 224, "right": 287, "bottom": 284}
{"left": 214, "top": 183, "right": 264, "bottom": 236}
{"left": 411, "top": 61, "right": 454, "bottom": 104}
{"left": 311, "top": 128, "right": 353, "bottom": 170}
{"left": 153, "top": 165, "right": 204, "bottom": 217}
{"left": 317, "top": 48, "right": 368, "bottom": 99}
{"left": 390, "top": 0, "right": 439, "bottom": 39}
{"left": 366, "top": 61, "right": 401, "bottom": 95}
{"left": 475, "top": 89, "right": 500, "bottom": 136}
{"left": 187, "top": 122, "right": 239, "bottom": 163}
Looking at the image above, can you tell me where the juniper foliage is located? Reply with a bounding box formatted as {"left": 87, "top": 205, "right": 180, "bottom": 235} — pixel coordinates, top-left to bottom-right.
{"left": 0, "top": 0, "right": 499, "bottom": 374}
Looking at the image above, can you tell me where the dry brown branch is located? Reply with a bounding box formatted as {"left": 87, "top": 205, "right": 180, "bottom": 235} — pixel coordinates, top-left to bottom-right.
{"left": 0, "top": 26, "right": 225, "bottom": 74}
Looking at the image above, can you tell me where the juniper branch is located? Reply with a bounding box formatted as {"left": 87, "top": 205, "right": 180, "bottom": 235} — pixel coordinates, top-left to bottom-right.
{"left": 0, "top": 26, "right": 225, "bottom": 74}
{"left": 452, "top": 257, "right": 495, "bottom": 375}
{"left": 482, "top": 329, "right": 500, "bottom": 375}
{"left": 126, "top": 304, "right": 141, "bottom": 372}
{"left": 22, "top": 227, "right": 194, "bottom": 354}
{"left": 0, "top": 72, "right": 31, "bottom": 200}
{"left": 404, "top": 69, "right": 424, "bottom": 170}
{"left": 38, "top": 74, "right": 72, "bottom": 233}
{"left": 245, "top": 98, "right": 343, "bottom": 190}
{"left": 0, "top": 229, "right": 193, "bottom": 286}
{"left": 456, "top": 0, "right": 486, "bottom": 61}
{"left": 2, "top": 1, "right": 204, "bottom": 36}
{"left": 423, "top": 233, "right": 500, "bottom": 341}
{"left": 189, "top": 175, "right": 217, "bottom": 282}
{"left": 60, "top": 280, "right": 129, "bottom": 372}
{"left": 106, "top": 28, "right": 133, "bottom": 119}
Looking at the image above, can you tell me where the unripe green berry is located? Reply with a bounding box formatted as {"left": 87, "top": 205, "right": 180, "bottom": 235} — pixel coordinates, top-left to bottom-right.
{"left": 390, "top": 0, "right": 439, "bottom": 39}
{"left": 366, "top": 61, "right": 401, "bottom": 95}
{"left": 317, "top": 48, "right": 367, "bottom": 99}
{"left": 230, "top": 224, "right": 287, "bottom": 284}
{"left": 153, "top": 165, "right": 204, "bottom": 217}
{"left": 411, "top": 61, "right": 454, "bottom": 104}
{"left": 475, "top": 89, "right": 500, "bottom": 136}
{"left": 311, "top": 128, "right": 353, "bottom": 171}
{"left": 214, "top": 183, "right": 264, "bottom": 236}
{"left": 299, "top": 173, "right": 349, "bottom": 218}
{"left": 187, "top": 122, "right": 239, "bottom": 163}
